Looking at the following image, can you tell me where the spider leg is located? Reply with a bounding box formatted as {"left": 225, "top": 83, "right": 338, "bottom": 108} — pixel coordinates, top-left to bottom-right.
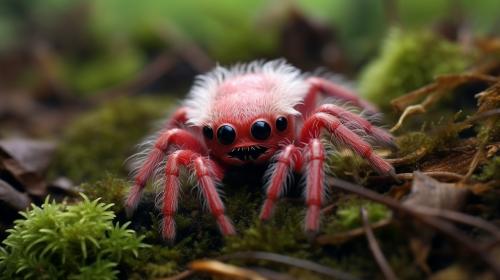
{"left": 259, "top": 145, "right": 302, "bottom": 220}
{"left": 193, "top": 156, "right": 235, "bottom": 236}
{"left": 126, "top": 128, "right": 206, "bottom": 214}
{"left": 303, "top": 138, "right": 326, "bottom": 234}
{"left": 315, "top": 104, "right": 394, "bottom": 147}
{"left": 300, "top": 112, "right": 395, "bottom": 176}
{"left": 301, "top": 77, "right": 378, "bottom": 115}
{"left": 161, "top": 150, "right": 234, "bottom": 240}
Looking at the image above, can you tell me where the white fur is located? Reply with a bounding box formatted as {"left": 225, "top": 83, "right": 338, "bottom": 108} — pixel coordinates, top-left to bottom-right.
{"left": 184, "top": 59, "right": 309, "bottom": 125}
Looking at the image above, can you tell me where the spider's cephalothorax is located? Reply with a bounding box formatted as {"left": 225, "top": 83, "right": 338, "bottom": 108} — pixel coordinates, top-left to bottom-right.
{"left": 126, "top": 60, "right": 395, "bottom": 240}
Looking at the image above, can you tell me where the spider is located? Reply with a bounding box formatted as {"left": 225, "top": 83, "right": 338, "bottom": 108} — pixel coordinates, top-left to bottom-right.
{"left": 125, "top": 60, "right": 395, "bottom": 240}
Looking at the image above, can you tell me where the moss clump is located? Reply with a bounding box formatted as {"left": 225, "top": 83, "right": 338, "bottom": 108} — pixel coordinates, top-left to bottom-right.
{"left": 50, "top": 97, "right": 173, "bottom": 183}
{"left": 325, "top": 197, "right": 390, "bottom": 232}
{"left": 359, "top": 29, "right": 468, "bottom": 110}
{"left": 396, "top": 132, "right": 433, "bottom": 157}
{"left": 327, "top": 149, "right": 373, "bottom": 184}
{"left": 79, "top": 175, "right": 129, "bottom": 213}
{"left": 0, "top": 195, "right": 148, "bottom": 280}
{"left": 224, "top": 203, "right": 310, "bottom": 258}
{"left": 475, "top": 156, "right": 500, "bottom": 181}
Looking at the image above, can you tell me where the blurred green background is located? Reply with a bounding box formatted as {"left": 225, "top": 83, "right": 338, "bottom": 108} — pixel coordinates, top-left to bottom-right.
{"left": 0, "top": 0, "right": 498, "bottom": 96}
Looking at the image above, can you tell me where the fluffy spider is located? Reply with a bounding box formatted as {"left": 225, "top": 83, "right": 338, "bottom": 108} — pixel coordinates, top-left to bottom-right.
{"left": 126, "top": 59, "right": 395, "bottom": 240}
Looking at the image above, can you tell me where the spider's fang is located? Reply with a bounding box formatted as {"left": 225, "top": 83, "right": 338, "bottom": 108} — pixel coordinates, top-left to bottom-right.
{"left": 228, "top": 145, "right": 268, "bottom": 161}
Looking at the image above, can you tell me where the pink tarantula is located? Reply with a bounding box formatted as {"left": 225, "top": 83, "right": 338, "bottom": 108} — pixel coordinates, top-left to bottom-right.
{"left": 126, "top": 59, "right": 395, "bottom": 240}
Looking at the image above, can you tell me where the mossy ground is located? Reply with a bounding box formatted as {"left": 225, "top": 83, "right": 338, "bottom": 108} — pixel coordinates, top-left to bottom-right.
{"left": 49, "top": 97, "right": 175, "bottom": 183}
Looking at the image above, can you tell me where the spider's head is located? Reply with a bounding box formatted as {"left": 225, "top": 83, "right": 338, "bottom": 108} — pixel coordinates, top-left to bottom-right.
{"left": 185, "top": 60, "right": 309, "bottom": 166}
{"left": 200, "top": 114, "right": 295, "bottom": 166}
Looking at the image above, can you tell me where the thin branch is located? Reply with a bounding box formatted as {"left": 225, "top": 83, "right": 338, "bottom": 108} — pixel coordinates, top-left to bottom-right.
{"left": 188, "top": 260, "right": 266, "bottom": 280}
{"left": 158, "top": 270, "right": 194, "bottom": 280}
{"left": 371, "top": 171, "right": 465, "bottom": 182}
{"left": 361, "top": 208, "right": 399, "bottom": 280}
{"left": 316, "top": 218, "right": 392, "bottom": 245}
{"left": 218, "top": 251, "right": 359, "bottom": 280}
{"left": 412, "top": 206, "right": 500, "bottom": 240}
{"left": 328, "top": 178, "right": 500, "bottom": 278}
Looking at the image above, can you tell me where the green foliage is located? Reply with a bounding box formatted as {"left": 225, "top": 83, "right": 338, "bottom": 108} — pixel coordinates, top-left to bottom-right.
{"left": 359, "top": 29, "right": 468, "bottom": 110}
{"left": 50, "top": 97, "right": 173, "bottom": 182}
{"left": 0, "top": 195, "right": 148, "bottom": 280}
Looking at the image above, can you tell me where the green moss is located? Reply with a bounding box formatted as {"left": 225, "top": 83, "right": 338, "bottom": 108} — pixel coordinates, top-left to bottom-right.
{"left": 359, "top": 29, "right": 469, "bottom": 110}
{"left": 50, "top": 97, "right": 174, "bottom": 183}
{"left": 224, "top": 203, "right": 310, "bottom": 258}
{"left": 0, "top": 195, "right": 148, "bottom": 280}
{"left": 327, "top": 149, "right": 372, "bottom": 184}
{"left": 475, "top": 156, "right": 500, "bottom": 181}
{"left": 328, "top": 198, "right": 390, "bottom": 232}
{"left": 79, "top": 175, "right": 129, "bottom": 213}
{"left": 396, "top": 131, "right": 433, "bottom": 158}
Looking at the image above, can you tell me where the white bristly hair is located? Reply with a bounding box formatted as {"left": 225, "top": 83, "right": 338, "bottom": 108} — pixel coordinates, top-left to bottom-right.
{"left": 183, "top": 59, "right": 309, "bottom": 125}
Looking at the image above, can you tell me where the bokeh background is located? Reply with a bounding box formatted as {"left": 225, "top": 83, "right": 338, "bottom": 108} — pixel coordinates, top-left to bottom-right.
{"left": 1, "top": 0, "right": 499, "bottom": 137}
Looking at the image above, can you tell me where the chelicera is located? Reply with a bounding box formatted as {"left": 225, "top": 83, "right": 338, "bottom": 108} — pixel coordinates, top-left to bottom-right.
{"left": 125, "top": 60, "right": 395, "bottom": 240}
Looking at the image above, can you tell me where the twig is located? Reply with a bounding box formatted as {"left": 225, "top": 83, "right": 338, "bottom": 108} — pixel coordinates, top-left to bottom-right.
{"left": 218, "top": 251, "right": 359, "bottom": 280}
{"left": 316, "top": 219, "right": 392, "bottom": 245}
{"left": 390, "top": 74, "right": 498, "bottom": 132}
{"left": 328, "top": 178, "right": 500, "bottom": 278}
{"left": 159, "top": 270, "right": 194, "bottom": 280}
{"left": 188, "top": 260, "right": 266, "bottom": 280}
{"left": 372, "top": 171, "right": 465, "bottom": 182}
{"left": 360, "top": 208, "right": 398, "bottom": 280}
{"left": 411, "top": 206, "right": 500, "bottom": 241}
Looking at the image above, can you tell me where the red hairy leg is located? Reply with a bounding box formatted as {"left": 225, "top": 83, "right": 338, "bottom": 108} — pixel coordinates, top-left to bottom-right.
{"left": 300, "top": 112, "right": 395, "bottom": 176}
{"left": 161, "top": 150, "right": 233, "bottom": 240}
{"left": 193, "top": 156, "right": 235, "bottom": 236}
{"left": 315, "top": 104, "right": 394, "bottom": 146}
{"left": 303, "top": 139, "right": 326, "bottom": 233}
{"left": 125, "top": 128, "right": 206, "bottom": 214}
{"left": 302, "top": 77, "right": 378, "bottom": 115}
{"left": 259, "top": 145, "right": 302, "bottom": 220}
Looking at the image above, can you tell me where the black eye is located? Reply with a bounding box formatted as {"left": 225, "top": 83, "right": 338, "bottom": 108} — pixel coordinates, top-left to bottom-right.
{"left": 202, "top": 126, "right": 213, "bottom": 140}
{"left": 217, "top": 125, "right": 236, "bottom": 145}
{"left": 276, "top": 117, "right": 288, "bottom": 131}
{"left": 251, "top": 121, "right": 271, "bottom": 140}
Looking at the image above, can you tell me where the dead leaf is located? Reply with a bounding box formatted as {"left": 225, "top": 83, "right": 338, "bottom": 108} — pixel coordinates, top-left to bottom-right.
{"left": 0, "top": 145, "right": 47, "bottom": 196}
{"left": 0, "top": 179, "right": 31, "bottom": 211}
{"left": 0, "top": 138, "right": 56, "bottom": 173}
{"left": 404, "top": 172, "right": 468, "bottom": 211}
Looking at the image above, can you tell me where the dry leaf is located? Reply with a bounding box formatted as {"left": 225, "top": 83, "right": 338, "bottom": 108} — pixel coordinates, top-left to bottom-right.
{"left": 0, "top": 138, "right": 56, "bottom": 173}
{"left": 0, "top": 179, "right": 31, "bottom": 211}
{"left": 404, "top": 172, "right": 468, "bottom": 211}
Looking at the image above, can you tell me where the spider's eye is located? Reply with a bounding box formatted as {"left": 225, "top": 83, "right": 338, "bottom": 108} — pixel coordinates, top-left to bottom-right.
{"left": 202, "top": 125, "right": 213, "bottom": 140}
{"left": 276, "top": 116, "right": 288, "bottom": 131}
{"left": 217, "top": 125, "right": 236, "bottom": 145}
{"left": 251, "top": 121, "right": 271, "bottom": 140}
